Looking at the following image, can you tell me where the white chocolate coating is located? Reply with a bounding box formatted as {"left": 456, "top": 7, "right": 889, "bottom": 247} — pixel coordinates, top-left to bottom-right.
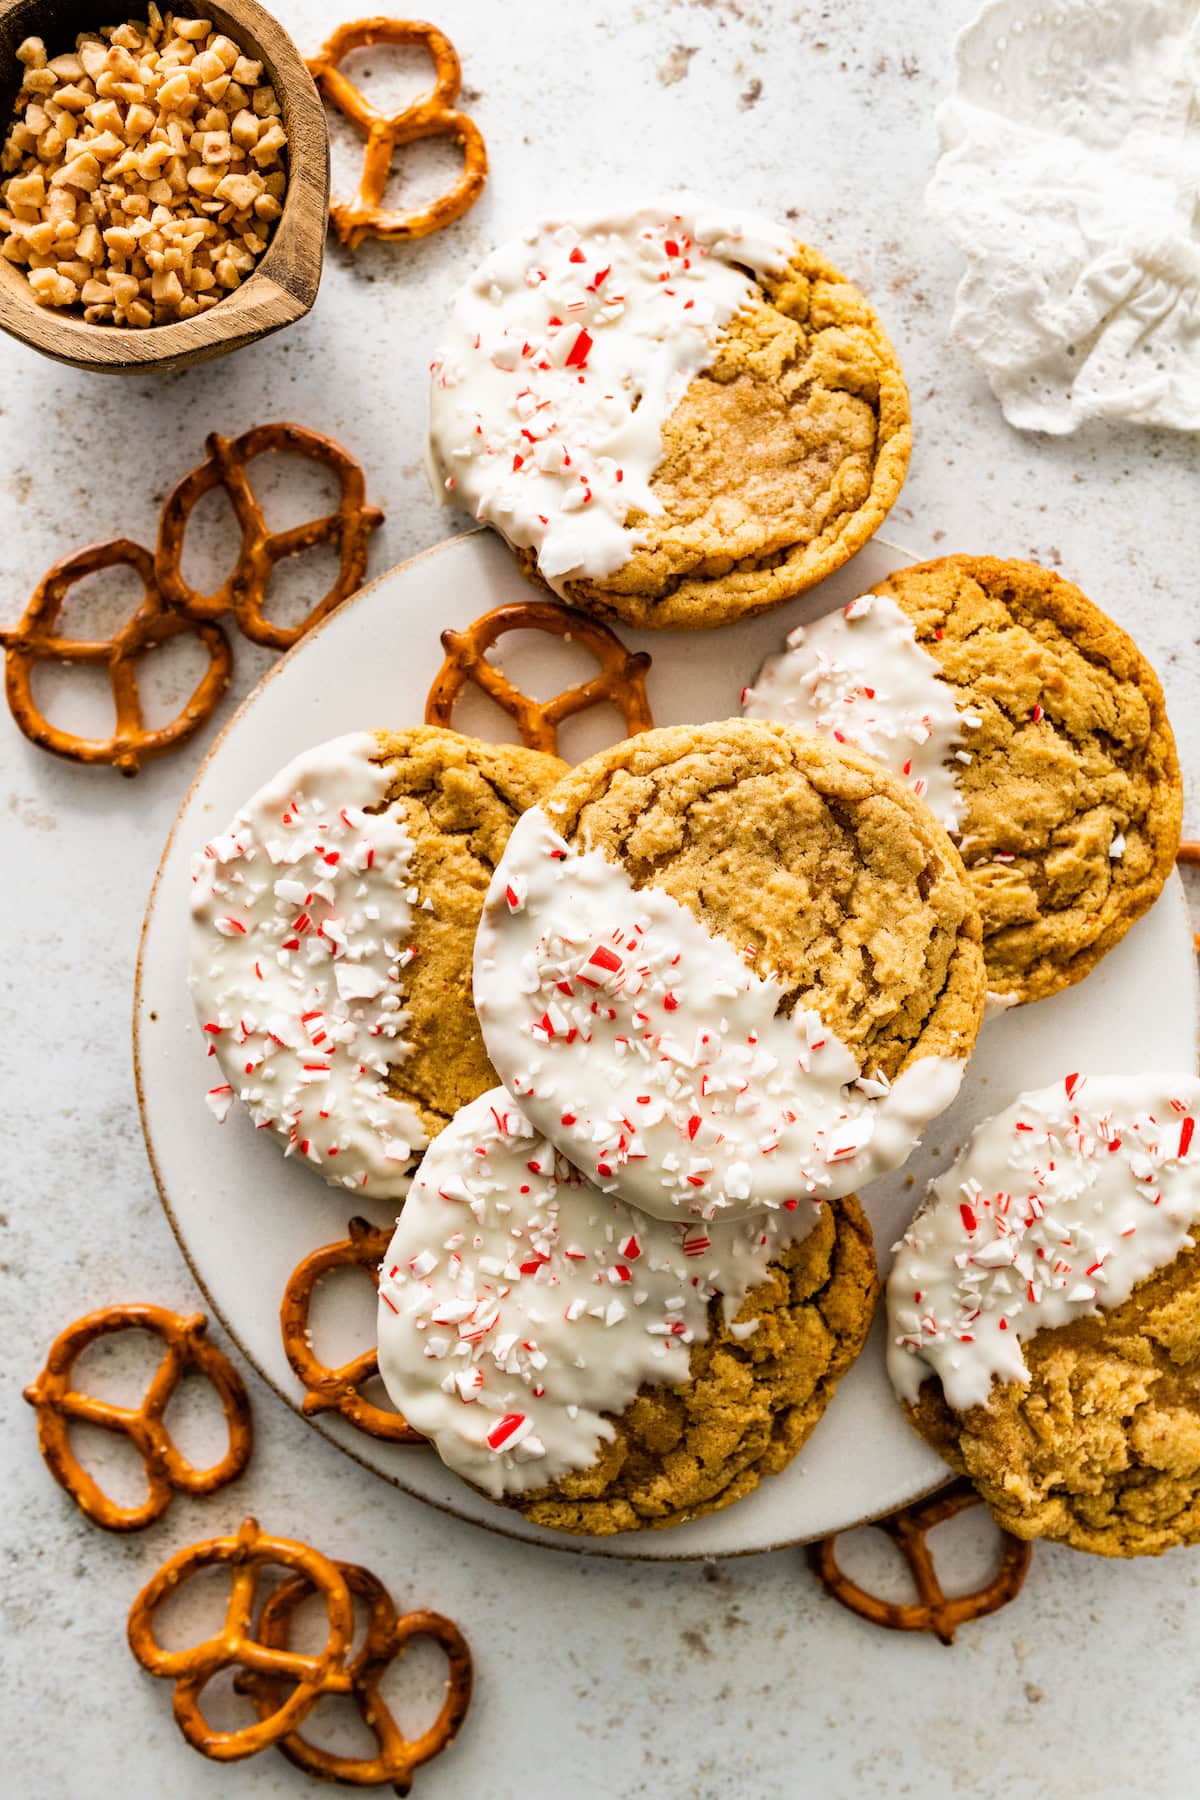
{"left": 189, "top": 732, "right": 427, "bottom": 1200}
{"left": 887, "top": 1072, "right": 1200, "bottom": 1411}
{"left": 428, "top": 198, "right": 795, "bottom": 588}
{"left": 474, "top": 807, "right": 965, "bottom": 1224}
{"left": 743, "top": 594, "right": 967, "bottom": 832}
{"left": 376, "top": 1088, "right": 818, "bottom": 1497}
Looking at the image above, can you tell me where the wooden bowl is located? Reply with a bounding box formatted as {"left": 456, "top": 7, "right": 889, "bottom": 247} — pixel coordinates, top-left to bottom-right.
{"left": 0, "top": 0, "right": 329, "bottom": 373}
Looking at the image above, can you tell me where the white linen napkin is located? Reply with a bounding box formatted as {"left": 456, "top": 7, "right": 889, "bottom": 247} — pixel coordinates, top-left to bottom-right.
{"left": 928, "top": 0, "right": 1200, "bottom": 433}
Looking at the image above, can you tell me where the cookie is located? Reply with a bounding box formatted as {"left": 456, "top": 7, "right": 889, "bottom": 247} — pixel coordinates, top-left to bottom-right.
{"left": 428, "top": 198, "right": 910, "bottom": 631}
{"left": 888, "top": 1073, "right": 1200, "bottom": 1556}
{"left": 189, "top": 727, "right": 564, "bottom": 1199}
{"left": 474, "top": 719, "right": 985, "bottom": 1223}
{"left": 746, "top": 556, "right": 1182, "bottom": 1002}
{"left": 376, "top": 1089, "right": 879, "bottom": 1534}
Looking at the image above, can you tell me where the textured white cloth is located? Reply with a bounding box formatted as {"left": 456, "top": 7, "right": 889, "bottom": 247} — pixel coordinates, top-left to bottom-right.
{"left": 928, "top": 0, "right": 1200, "bottom": 433}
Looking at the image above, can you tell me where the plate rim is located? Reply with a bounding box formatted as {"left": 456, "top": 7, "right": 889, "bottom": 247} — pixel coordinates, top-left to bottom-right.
{"left": 141, "top": 523, "right": 1166, "bottom": 1561}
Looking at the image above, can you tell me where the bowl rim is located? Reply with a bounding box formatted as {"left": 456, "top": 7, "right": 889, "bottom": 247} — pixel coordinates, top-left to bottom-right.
{"left": 0, "top": 0, "right": 329, "bottom": 371}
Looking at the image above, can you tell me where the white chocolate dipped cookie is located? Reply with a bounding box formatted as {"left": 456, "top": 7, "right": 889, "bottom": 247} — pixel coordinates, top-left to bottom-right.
{"left": 474, "top": 721, "right": 985, "bottom": 1225}
{"left": 376, "top": 1088, "right": 878, "bottom": 1534}
{"left": 189, "top": 727, "right": 564, "bottom": 1200}
{"left": 745, "top": 556, "right": 1182, "bottom": 1003}
{"left": 889, "top": 1073, "right": 1200, "bottom": 1556}
{"left": 428, "top": 197, "right": 910, "bottom": 630}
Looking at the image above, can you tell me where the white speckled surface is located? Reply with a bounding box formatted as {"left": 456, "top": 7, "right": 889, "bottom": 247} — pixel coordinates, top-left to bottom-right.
{"left": 2, "top": 3, "right": 1199, "bottom": 1796}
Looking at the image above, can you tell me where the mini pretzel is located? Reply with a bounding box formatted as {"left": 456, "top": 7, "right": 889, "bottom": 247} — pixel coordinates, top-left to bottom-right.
{"left": 281, "top": 1216, "right": 424, "bottom": 1443}
{"left": 236, "top": 1560, "right": 473, "bottom": 1793}
{"left": 128, "top": 1516, "right": 355, "bottom": 1761}
{"left": 23, "top": 1303, "right": 252, "bottom": 1532}
{"left": 425, "top": 600, "right": 654, "bottom": 757}
{"left": 0, "top": 539, "right": 232, "bottom": 776}
{"left": 156, "top": 423, "right": 384, "bottom": 651}
{"left": 308, "top": 19, "right": 488, "bottom": 251}
{"left": 807, "top": 1478, "right": 1032, "bottom": 1645}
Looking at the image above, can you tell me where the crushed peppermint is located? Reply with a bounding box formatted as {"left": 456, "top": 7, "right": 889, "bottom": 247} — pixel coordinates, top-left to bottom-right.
{"left": 189, "top": 732, "right": 428, "bottom": 1199}
{"left": 375, "top": 1088, "right": 818, "bottom": 1497}
{"left": 887, "top": 1073, "right": 1200, "bottom": 1411}
{"left": 743, "top": 593, "right": 965, "bottom": 831}
{"left": 428, "top": 198, "right": 796, "bottom": 589}
{"left": 473, "top": 807, "right": 965, "bottom": 1223}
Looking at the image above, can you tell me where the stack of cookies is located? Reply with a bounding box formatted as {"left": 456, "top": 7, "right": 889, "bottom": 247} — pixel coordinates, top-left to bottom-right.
{"left": 189, "top": 199, "right": 1192, "bottom": 1553}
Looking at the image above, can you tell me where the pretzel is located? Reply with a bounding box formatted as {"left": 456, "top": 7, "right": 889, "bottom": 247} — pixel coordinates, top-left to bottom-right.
{"left": 236, "top": 1559, "right": 473, "bottom": 1793}
{"left": 156, "top": 423, "right": 384, "bottom": 652}
{"left": 280, "top": 1216, "right": 424, "bottom": 1443}
{"left": 0, "top": 539, "right": 232, "bottom": 776}
{"left": 807, "top": 1478, "right": 1032, "bottom": 1645}
{"left": 307, "top": 19, "right": 488, "bottom": 252}
{"left": 127, "top": 1516, "right": 355, "bottom": 1762}
{"left": 23, "top": 1304, "right": 252, "bottom": 1532}
{"left": 2, "top": 424, "right": 381, "bottom": 772}
{"left": 425, "top": 600, "right": 654, "bottom": 757}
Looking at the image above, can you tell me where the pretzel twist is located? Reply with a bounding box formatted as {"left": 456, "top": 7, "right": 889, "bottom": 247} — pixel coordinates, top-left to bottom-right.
{"left": 307, "top": 19, "right": 488, "bottom": 251}
{"left": 425, "top": 600, "right": 654, "bottom": 757}
{"left": 0, "top": 540, "right": 232, "bottom": 776}
{"left": 156, "top": 423, "right": 384, "bottom": 651}
{"left": 2, "top": 423, "right": 381, "bottom": 772}
{"left": 129, "top": 1517, "right": 356, "bottom": 1761}
{"left": 280, "top": 1216, "right": 424, "bottom": 1443}
{"left": 23, "top": 1304, "right": 252, "bottom": 1532}
{"left": 807, "top": 1478, "right": 1032, "bottom": 1645}
{"left": 236, "top": 1560, "right": 473, "bottom": 1793}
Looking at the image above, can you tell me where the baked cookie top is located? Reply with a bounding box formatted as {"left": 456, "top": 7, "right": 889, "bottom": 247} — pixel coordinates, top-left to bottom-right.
{"left": 376, "top": 1087, "right": 877, "bottom": 1531}
{"left": 189, "top": 727, "right": 564, "bottom": 1199}
{"left": 889, "top": 1072, "right": 1200, "bottom": 1555}
{"left": 746, "top": 555, "right": 1182, "bottom": 1002}
{"left": 474, "top": 720, "right": 984, "bottom": 1223}
{"left": 428, "top": 199, "right": 910, "bottom": 631}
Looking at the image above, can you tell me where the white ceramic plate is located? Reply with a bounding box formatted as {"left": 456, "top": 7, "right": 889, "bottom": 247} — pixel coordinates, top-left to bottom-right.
{"left": 136, "top": 528, "right": 1198, "bottom": 1559}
